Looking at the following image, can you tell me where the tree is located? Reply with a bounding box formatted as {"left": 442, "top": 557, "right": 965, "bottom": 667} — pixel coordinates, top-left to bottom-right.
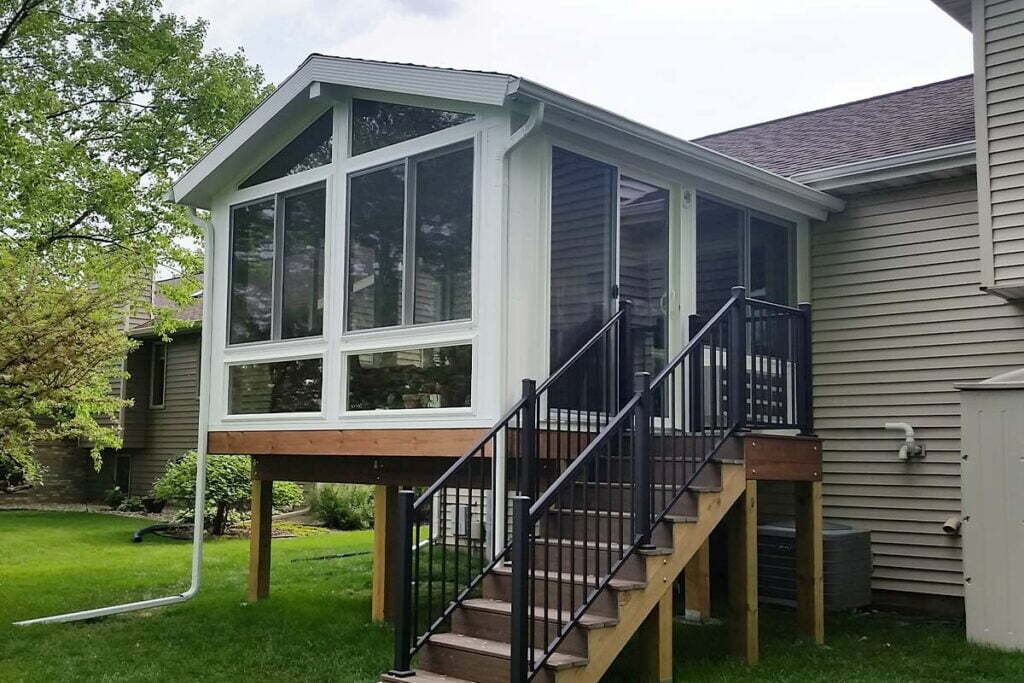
{"left": 152, "top": 452, "right": 304, "bottom": 536}
{"left": 0, "top": 0, "right": 270, "bottom": 485}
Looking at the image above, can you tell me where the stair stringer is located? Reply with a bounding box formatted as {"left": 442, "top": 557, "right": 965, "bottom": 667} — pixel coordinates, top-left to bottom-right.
{"left": 553, "top": 462, "right": 748, "bottom": 683}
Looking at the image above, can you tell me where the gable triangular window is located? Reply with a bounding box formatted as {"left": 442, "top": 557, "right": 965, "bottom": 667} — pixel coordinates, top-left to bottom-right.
{"left": 240, "top": 111, "right": 333, "bottom": 189}
{"left": 350, "top": 98, "right": 474, "bottom": 156}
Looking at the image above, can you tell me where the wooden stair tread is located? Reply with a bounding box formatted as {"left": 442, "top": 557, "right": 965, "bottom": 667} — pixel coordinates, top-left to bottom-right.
{"left": 461, "top": 598, "right": 618, "bottom": 629}
{"left": 427, "top": 633, "right": 588, "bottom": 670}
{"left": 491, "top": 564, "right": 646, "bottom": 591}
{"left": 533, "top": 536, "right": 673, "bottom": 555}
{"left": 380, "top": 671, "right": 474, "bottom": 683}
{"left": 549, "top": 507, "right": 698, "bottom": 524}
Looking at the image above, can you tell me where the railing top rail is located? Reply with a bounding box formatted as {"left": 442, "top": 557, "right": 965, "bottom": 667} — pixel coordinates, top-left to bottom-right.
{"left": 536, "top": 306, "right": 625, "bottom": 394}
{"left": 412, "top": 395, "right": 528, "bottom": 509}
{"left": 529, "top": 392, "right": 642, "bottom": 517}
{"left": 745, "top": 297, "right": 806, "bottom": 314}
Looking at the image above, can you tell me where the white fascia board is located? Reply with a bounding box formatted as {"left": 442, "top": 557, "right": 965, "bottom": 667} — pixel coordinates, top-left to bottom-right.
{"left": 170, "top": 55, "right": 515, "bottom": 208}
{"left": 791, "top": 141, "right": 977, "bottom": 192}
{"left": 509, "top": 78, "right": 846, "bottom": 218}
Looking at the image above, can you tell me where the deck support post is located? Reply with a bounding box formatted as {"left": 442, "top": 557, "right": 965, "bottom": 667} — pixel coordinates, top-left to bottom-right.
{"left": 727, "top": 480, "right": 758, "bottom": 664}
{"left": 795, "top": 480, "right": 825, "bottom": 644}
{"left": 372, "top": 484, "right": 400, "bottom": 622}
{"left": 639, "top": 588, "right": 673, "bottom": 683}
{"left": 247, "top": 476, "right": 273, "bottom": 602}
{"left": 684, "top": 538, "right": 712, "bottom": 621}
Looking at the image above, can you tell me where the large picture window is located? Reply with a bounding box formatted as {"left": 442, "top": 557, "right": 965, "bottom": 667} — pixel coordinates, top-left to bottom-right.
{"left": 346, "top": 144, "right": 473, "bottom": 331}
{"left": 347, "top": 344, "right": 471, "bottom": 410}
{"left": 229, "top": 184, "right": 326, "bottom": 345}
{"left": 228, "top": 358, "right": 323, "bottom": 414}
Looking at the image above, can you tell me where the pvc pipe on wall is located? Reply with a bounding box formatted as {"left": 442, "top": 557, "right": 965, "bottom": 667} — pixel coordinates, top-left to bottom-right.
{"left": 14, "top": 208, "right": 216, "bottom": 626}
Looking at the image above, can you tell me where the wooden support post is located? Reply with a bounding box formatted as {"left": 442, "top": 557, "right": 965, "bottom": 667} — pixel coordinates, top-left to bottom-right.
{"left": 639, "top": 589, "right": 674, "bottom": 683}
{"left": 372, "top": 484, "right": 399, "bottom": 623}
{"left": 247, "top": 477, "right": 273, "bottom": 602}
{"left": 727, "top": 480, "right": 758, "bottom": 664}
{"left": 795, "top": 481, "right": 825, "bottom": 644}
{"left": 684, "top": 539, "right": 711, "bottom": 622}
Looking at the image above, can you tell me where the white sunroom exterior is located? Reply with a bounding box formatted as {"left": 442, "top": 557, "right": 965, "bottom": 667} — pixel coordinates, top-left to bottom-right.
{"left": 169, "top": 55, "right": 843, "bottom": 438}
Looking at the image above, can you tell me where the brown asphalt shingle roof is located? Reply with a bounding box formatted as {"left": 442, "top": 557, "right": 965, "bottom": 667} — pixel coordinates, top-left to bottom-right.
{"left": 693, "top": 75, "right": 975, "bottom": 177}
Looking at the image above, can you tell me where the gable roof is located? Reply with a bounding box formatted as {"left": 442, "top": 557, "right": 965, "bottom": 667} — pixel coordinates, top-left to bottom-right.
{"left": 168, "top": 54, "right": 843, "bottom": 218}
{"left": 931, "top": 0, "right": 972, "bottom": 29}
{"left": 693, "top": 75, "right": 975, "bottom": 178}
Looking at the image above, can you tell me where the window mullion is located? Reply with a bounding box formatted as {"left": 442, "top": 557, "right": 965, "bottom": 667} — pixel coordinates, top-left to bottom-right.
{"left": 272, "top": 194, "right": 285, "bottom": 339}
{"left": 403, "top": 158, "right": 418, "bottom": 326}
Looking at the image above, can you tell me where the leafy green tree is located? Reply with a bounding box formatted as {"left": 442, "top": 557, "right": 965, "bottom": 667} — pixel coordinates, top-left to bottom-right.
{"left": 0, "top": 0, "right": 270, "bottom": 485}
{"left": 152, "top": 452, "right": 305, "bottom": 536}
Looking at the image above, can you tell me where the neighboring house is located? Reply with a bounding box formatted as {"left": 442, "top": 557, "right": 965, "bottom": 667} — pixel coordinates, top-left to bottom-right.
{"left": 7, "top": 278, "right": 202, "bottom": 504}
{"left": 117, "top": 278, "right": 203, "bottom": 497}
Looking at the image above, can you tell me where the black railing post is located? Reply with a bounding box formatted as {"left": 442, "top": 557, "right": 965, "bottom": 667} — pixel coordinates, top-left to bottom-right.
{"left": 688, "top": 313, "right": 704, "bottom": 432}
{"left": 618, "top": 299, "right": 633, "bottom": 410}
{"left": 633, "top": 371, "right": 655, "bottom": 550}
{"left": 520, "top": 379, "right": 537, "bottom": 499}
{"left": 728, "top": 286, "right": 748, "bottom": 431}
{"left": 509, "top": 495, "right": 531, "bottom": 683}
{"left": 797, "top": 302, "right": 815, "bottom": 435}
{"left": 389, "top": 490, "right": 416, "bottom": 677}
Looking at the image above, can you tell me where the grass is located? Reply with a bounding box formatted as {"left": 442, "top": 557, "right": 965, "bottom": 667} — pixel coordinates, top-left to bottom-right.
{"left": 3, "top": 510, "right": 1023, "bottom": 682}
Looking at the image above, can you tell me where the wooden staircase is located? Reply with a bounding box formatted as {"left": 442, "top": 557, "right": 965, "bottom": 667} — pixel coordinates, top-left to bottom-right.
{"left": 381, "top": 458, "right": 747, "bottom": 683}
{"left": 382, "top": 289, "right": 822, "bottom": 683}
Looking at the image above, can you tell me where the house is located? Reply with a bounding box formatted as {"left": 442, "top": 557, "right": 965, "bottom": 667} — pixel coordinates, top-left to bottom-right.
{"left": 4, "top": 279, "right": 202, "bottom": 505}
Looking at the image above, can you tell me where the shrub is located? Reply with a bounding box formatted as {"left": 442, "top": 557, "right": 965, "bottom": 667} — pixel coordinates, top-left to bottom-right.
{"left": 118, "top": 496, "right": 146, "bottom": 513}
{"left": 152, "top": 451, "right": 304, "bottom": 535}
{"left": 103, "top": 487, "right": 125, "bottom": 509}
{"left": 310, "top": 484, "right": 375, "bottom": 530}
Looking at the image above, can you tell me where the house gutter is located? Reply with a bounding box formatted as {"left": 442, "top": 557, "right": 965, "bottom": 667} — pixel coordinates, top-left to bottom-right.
{"left": 790, "top": 141, "right": 976, "bottom": 192}
{"left": 509, "top": 78, "right": 846, "bottom": 216}
{"left": 14, "top": 207, "right": 215, "bottom": 626}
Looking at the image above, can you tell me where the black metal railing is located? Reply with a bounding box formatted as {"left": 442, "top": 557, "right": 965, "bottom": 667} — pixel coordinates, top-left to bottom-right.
{"left": 509, "top": 288, "right": 814, "bottom": 680}
{"left": 390, "top": 305, "right": 631, "bottom": 675}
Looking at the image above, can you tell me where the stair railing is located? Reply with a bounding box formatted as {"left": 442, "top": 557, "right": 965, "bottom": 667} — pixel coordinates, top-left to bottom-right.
{"left": 389, "top": 305, "right": 631, "bottom": 676}
{"left": 509, "top": 288, "right": 814, "bottom": 680}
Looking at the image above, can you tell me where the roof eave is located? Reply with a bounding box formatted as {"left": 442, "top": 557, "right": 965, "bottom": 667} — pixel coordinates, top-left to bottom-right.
{"left": 510, "top": 79, "right": 846, "bottom": 218}
{"left": 790, "top": 141, "right": 976, "bottom": 193}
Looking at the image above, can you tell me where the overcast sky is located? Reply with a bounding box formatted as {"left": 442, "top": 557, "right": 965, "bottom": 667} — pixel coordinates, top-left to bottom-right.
{"left": 165, "top": 0, "right": 971, "bottom": 139}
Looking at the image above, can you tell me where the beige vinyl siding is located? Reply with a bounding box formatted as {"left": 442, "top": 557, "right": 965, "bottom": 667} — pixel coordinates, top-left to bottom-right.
{"left": 810, "top": 175, "right": 1024, "bottom": 597}
{"left": 979, "top": 0, "right": 1024, "bottom": 286}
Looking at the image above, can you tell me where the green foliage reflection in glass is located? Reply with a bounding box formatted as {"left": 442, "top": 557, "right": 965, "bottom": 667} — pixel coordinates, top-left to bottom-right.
{"left": 348, "top": 344, "right": 472, "bottom": 410}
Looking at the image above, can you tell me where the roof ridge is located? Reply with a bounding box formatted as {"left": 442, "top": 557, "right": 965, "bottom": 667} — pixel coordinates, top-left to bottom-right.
{"left": 693, "top": 74, "right": 972, "bottom": 141}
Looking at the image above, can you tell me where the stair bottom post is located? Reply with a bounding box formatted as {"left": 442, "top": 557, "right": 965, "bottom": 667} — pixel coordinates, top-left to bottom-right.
{"left": 727, "top": 480, "right": 759, "bottom": 664}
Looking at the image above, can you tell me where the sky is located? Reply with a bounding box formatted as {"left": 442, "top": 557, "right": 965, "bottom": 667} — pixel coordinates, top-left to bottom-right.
{"left": 165, "top": 0, "right": 972, "bottom": 140}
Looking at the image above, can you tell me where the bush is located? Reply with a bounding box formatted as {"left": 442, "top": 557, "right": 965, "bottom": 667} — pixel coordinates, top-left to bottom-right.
{"left": 118, "top": 496, "right": 146, "bottom": 513}
{"left": 310, "top": 484, "right": 375, "bottom": 530}
{"left": 103, "top": 487, "right": 125, "bottom": 509}
{"left": 151, "top": 452, "right": 304, "bottom": 535}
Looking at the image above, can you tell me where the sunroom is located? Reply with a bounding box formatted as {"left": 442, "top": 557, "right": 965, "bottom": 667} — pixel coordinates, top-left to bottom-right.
{"left": 168, "top": 56, "right": 843, "bottom": 625}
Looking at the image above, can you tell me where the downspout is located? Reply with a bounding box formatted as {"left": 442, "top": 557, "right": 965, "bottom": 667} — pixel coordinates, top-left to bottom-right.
{"left": 490, "top": 101, "right": 544, "bottom": 559}
{"left": 15, "top": 205, "right": 215, "bottom": 626}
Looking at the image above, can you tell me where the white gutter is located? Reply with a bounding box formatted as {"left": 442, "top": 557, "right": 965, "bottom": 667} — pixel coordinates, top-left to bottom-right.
{"left": 14, "top": 207, "right": 215, "bottom": 626}
{"left": 509, "top": 78, "right": 846, "bottom": 216}
{"left": 791, "top": 141, "right": 976, "bottom": 191}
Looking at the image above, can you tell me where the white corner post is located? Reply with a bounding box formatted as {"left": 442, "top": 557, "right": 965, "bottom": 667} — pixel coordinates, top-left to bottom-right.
{"left": 14, "top": 207, "right": 216, "bottom": 626}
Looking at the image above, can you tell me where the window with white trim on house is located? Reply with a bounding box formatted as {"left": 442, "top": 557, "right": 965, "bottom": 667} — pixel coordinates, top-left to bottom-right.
{"left": 346, "top": 143, "right": 473, "bottom": 331}
{"left": 150, "top": 342, "right": 167, "bottom": 408}
{"left": 229, "top": 183, "right": 326, "bottom": 344}
{"left": 347, "top": 344, "right": 471, "bottom": 410}
{"left": 238, "top": 111, "right": 332, "bottom": 189}
{"left": 350, "top": 99, "right": 474, "bottom": 156}
{"left": 228, "top": 358, "right": 323, "bottom": 414}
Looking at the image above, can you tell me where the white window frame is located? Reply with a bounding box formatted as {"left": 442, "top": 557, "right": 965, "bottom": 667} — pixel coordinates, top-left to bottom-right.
{"left": 223, "top": 352, "right": 326, "bottom": 420}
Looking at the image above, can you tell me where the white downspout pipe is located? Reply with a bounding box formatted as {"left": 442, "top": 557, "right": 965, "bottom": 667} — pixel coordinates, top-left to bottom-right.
{"left": 490, "top": 101, "right": 545, "bottom": 559}
{"left": 15, "top": 207, "right": 215, "bottom": 626}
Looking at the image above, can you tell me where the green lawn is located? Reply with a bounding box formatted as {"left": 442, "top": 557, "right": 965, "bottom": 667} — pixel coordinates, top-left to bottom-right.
{"left": 2, "top": 510, "right": 1023, "bottom": 682}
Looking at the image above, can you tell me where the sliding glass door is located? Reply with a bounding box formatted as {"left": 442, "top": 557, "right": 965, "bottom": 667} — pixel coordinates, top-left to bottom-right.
{"left": 548, "top": 147, "right": 670, "bottom": 411}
